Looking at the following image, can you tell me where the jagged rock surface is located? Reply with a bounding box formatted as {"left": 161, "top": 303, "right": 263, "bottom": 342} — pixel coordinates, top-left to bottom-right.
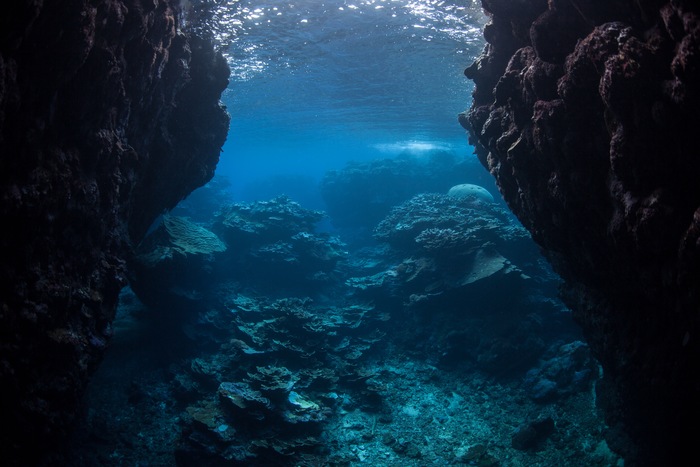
{"left": 462, "top": 1, "right": 700, "bottom": 464}
{"left": 0, "top": 0, "right": 229, "bottom": 463}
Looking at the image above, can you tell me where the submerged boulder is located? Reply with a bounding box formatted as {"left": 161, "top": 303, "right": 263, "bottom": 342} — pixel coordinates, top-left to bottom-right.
{"left": 447, "top": 183, "right": 495, "bottom": 203}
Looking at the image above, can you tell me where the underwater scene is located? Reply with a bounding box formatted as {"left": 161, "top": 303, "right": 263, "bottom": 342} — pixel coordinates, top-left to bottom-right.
{"left": 71, "top": 1, "right": 620, "bottom": 466}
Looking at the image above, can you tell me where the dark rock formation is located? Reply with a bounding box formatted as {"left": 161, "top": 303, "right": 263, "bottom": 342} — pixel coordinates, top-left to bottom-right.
{"left": 511, "top": 416, "right": 555, "bottom": 452}
{"left": 0, "top": 0, "right": 229, "bottom": 464}
{"left": 462, "top": 0, "right": 700, "bottom": 464}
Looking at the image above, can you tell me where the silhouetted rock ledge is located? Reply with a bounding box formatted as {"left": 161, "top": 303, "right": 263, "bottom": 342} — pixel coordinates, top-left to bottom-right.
{"left": 462, "top": 1, "right": 699, "bottom": 465}
{"left": 0, "top": 1, "right": 229, "bottom": 464}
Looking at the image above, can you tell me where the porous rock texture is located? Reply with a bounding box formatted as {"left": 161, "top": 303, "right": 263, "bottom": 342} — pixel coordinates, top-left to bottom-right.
{"left": 462, "top": 0, "right": 699, "bottom": 465}
{"left": 0, "top": 0, "right": 229, "bottom": 464}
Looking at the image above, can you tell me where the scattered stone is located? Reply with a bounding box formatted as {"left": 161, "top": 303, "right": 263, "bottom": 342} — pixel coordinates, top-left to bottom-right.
{"left": 523, "top": 341, "right": 597, "bottom": 402}
{"left": 511, "top": 416, "right": 555, "bottom": 451}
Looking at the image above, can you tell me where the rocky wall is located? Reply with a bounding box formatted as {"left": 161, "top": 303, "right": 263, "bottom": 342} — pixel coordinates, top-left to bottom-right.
{"left": 0, "top": 0, "right": 229, "bottom": 464}
{"left": 461, "top": 0, "right": 699, "bottom": 465}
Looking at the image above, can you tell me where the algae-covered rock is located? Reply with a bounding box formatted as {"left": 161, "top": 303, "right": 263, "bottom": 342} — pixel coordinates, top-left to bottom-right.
{"left": 523, "top": 340, "right": 597, "bottom": 402}
{"left": 186, "top": 400, "right": 236, "bottom": 442}
{"left": 455, "top": 443, "right": 500, "bottom": 465}
{"left": 285, "top": 391, "right": 328, "bottom": 423}
{"left": 247, "top": 365, "right": 298, "bottom": 393}
{"left": 511, "top": 416, "right": 555, "bottom": 451}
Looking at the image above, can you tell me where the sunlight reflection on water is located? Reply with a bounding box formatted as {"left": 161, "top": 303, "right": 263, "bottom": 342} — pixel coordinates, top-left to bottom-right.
{"left": 204, "top": 0, "right": 487, "bottom": 194}
{"left": 220, "top": 0, "right": 485, "bottom": 81}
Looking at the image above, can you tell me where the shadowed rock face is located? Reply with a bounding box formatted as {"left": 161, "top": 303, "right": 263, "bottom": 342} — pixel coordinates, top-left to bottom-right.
{"left": 0, "top": 0, "right": 229, "bottom": 463}
{"left": 462, "top": 0, "right": 700, "bottom": 464}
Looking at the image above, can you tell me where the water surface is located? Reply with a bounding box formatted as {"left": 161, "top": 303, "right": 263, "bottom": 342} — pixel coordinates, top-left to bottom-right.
{"left": 209, "top": 0, "right": 487, "bottom": 199}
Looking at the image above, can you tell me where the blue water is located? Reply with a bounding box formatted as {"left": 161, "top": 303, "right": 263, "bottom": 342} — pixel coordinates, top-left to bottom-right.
{"left": 211, "top": 0, "right": 488, "bottom": 202}
{"left": 73, "top": 4, "right": 617, "bottom": 465}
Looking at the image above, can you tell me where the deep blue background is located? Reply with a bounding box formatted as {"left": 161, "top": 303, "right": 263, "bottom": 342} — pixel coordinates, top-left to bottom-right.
{"left": 209, "top": 0, "right": 490, "bottom": 206}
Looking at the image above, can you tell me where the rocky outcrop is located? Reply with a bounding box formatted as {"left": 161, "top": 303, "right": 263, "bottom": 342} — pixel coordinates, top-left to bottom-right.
{"left": 0, "top": 0, "right": 229, "bottom": 463}
{"left": 352, "top": 192, "right": 575, "bottom": 376}
{"left": 462, "top": 0, "right": 700, "bottom": 464}
{"left": 320, "top": 153, "right": 477, "bottom": 239}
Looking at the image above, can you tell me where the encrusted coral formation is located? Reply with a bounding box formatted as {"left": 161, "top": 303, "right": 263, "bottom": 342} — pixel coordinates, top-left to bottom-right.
{"left": 213, "top": 195, "right": 326, "bottom": 246}
{"left": 0, "top": 1, "right": 229, "bottom": 461}
{"left": 366, "top": 193, "right": 532, "bottom": 299}
{"left": 211, "top": 196, "right": 347, "bottom": 293}
{"left": 130, "top": 215, "right": 227, "bottom": 307}
{"left": 106, "top": 183, "right": 599, "bottom": 465}
{"left": 374, "top": 193, "right": 527, "bottom": 252}
{"left": 172, "top": 287, "right": 388, "bottom": 461}
{"left": 462, "top": 0, "right": 700, "bottom": 463}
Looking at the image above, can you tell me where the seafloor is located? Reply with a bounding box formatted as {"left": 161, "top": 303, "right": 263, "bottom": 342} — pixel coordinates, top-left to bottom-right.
{"left": 69, "top": 156, "right": 622, "bottom": 466}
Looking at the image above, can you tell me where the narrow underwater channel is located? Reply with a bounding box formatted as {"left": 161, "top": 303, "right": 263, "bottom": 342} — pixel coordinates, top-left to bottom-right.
{"left": 71, "top": 1, "right": 620, "bottom": 465}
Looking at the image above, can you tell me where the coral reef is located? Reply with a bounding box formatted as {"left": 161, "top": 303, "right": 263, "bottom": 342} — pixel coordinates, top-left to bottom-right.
{"left": 78, "top": 190, "right": 610, "bottom": 465}
{"left": 210, "top": 196, "right": 347, "bottom": 293}
{"left": 81, "top": 291, "right": 615, "bottom": 466}
{"left": 175, "top": 294, "right": 388, "bottom": 463}
{"left": 320, "top": 152, "right": 483, "bottom": 240}
{"left": 462, "top": 0, "right": 700, "bottom": 463}
{"left": 354, "top": 192, "right": 577, "bottom": 376}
